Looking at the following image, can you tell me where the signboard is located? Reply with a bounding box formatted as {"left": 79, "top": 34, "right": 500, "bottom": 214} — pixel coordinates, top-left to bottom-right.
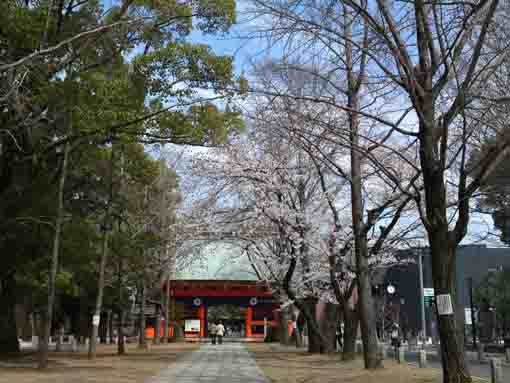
{"left": 465, "top": 308, "right": 472, "bottom": 325}
{"left": 423, "top": 288, "right": 435, "bottom": 297}
{"left": 92, "top": 315, "right": 100, "bottom": 326}
{"left": 132, "top": 305, "right": 156, "bottom": 315}
{"left": 436, "top": 294, "right": 454, "bottom": 315}
{"left": 424, "top": 296, "right": 434, "bottom": 307}
{"left": 185, "top": 319, "right": 201, "bottom": 333}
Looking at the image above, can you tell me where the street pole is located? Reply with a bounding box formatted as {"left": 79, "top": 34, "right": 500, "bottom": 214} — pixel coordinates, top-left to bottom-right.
{"left": 468, "top": 277, "right": 477, "bottom": 348}
{"left": 418, "top": 248, "right": 427, "bottom": 343}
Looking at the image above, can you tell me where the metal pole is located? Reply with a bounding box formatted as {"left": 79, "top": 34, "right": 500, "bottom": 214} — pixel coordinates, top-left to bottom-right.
{"left": 418, "top": 248, "right": 427, "bottom": 342}
{"left": 469, "top": 277, "right": 477, "bottom": 348}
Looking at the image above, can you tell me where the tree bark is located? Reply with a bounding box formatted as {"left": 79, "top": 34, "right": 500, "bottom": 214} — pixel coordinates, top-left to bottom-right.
{"left": 0, "top": 277, "right": 20, "bottom": 353}
{"left": 78, "top": 290, "right": 88, "bottom": 343}
{"left": 429, "top": 235, "right": 471, "bottom": 383}
{"left": 294, "top": 312, "right": 305, "bottom": 348}
{"left": 419, "top": 89, "right": 472, "bottom": 381}
{"left": 138, "top": 278, "right": 147, "bottom": 349}
{"left": 279, "top": 306, "right": 291, "bottom": 346}
{"left": 117, "top": 310, "right": 125, "bottom": 355}
{"left": 301, "top": 298, "right": 321, "bottom": 353}
{"left": 348, "top": 76, "right": 381, "bottom": 369}
{"left": 163, "top": 274, "right": 170, "bottom": 343}
{"left": 39, "top": 137, "right": 70, "bottom": 368}
{"left": 108, "top": 310, "right": 114, "bottom": 344}
{"left": 342, "top": 304, "right": 359, "bottom": 361}
{"left": 99, "top": 312, "right": 107, "bottom": 344}
{"left": 154, "top": 306, "right": 161, "bottom": 345}
{"left": 319, "top": 303, "right": 338, "bottom": 353}
{"left": 88, "top": 229, "right": 109, "bottom": 359}
{"left": 89, "top": 141, "right": 115, "bottom": 359}
{"left": 344, "top": 6, "right": 381, "bottom": 369}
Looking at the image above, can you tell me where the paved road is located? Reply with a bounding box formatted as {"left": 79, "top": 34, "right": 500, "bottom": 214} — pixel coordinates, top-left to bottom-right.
{"left": 146, "top": 343, "right": 269, "bottom": 383}
{"left": 390, "top": 349, "right": 510, "bottom": 380}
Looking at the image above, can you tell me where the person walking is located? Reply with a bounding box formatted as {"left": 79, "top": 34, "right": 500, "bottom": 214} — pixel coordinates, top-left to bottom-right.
{"left": 210, "top": 322, "right": 217, "bottom": 345}
{"left": 336, "top": 323, "right": 343, "bottom": 351}
{"left": 391, "top": 324, "right": 401, "bottom": 358}
{"left": 216, "top": 321, "right": 225, "bottom": 345}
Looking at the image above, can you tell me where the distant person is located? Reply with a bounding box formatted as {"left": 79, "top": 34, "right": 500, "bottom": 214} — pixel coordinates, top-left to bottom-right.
{"left": 336, "top": 323, "right": 343, "bottom": 351}
{"left": 391, "top": 324, "right": 401, "bottom": 356}
{"left": 216, "top": 321, "right": 225, "bottom": 345}
{"left": 210, "top": 322, "right": 217, "bottom": 345}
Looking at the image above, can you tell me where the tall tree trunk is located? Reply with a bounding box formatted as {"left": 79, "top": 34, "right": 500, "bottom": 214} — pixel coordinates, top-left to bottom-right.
{"left": 99, "top": 312, "right": 107, "bottom": 343}
{"left": 301, "top": 298, "right": 321, "bottom": 353}
{"left": 108, "top": 310, "right": 114, "bottom": 344}
{"left": 355, "top": 241, "right": 381, "bottom": 368}
{"left": 348, "top": 74, "right": 381, "bottom": 369}
{"left": 89, "top": 141, "right": 115, "bottom": 359}
{"left": 163, "top": 273, "right": 170, "bottom": 343}
{"left": 116, "top": 255, "right": 125, "bottom": 355}
{"left": 154, "top": 305, "right": 161, "bottom": 345}
{"left": 39, "top": 137, "right": 70, "bottom": 368}
{"left": 342, "top": 304, "right": 359, "bottom": 361}
{"left": 117, "top": 310, "right": 125, "bottom": 355}
{"left": 138, "top": 278, "right": 147, "bottom": 349}
{"left": 344, "top": 6, "right": 381, "bottom": 369}
{"left": 0, "top": 277, "right": 20, "bottom": 353}
{"left": 295, "top": 313, "right": 305, "bottom": 348}
{"left": 430, "top": 235, "right": 470, "bottom": 382}
{"left": 319, "top": 303, "right": 338, "bottom": 353}
{"left": 279, "top": 306, "right": 291, "bottom": 346}
{"left": 78, "top": 289, "right": 88, "bottom": 343}
{"left": 419, "top": 89, "right": 471, "bottom": 382}
{"left": 88, "top": 230, "right": 109, "bottom": 359}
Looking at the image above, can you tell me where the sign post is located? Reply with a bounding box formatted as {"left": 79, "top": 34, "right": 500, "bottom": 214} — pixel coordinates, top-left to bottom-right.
{"left": 423, "top": 288, "right": 434, "bottom": 308}
{"left": 418, "top": 252, "right": 426, "bottom": 341}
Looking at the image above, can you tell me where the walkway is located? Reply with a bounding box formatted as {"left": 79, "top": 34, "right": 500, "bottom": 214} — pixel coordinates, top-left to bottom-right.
{"left": 391, "top": 348, "right": 510, "bottom": 380}
{"left": 146, "top": 343, "right": 269, "bottom": 383}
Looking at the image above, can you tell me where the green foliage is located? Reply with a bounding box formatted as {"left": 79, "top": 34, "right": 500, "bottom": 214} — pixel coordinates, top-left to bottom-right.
{"left": 0, "top": 0, "right": 241, "bottom": 349}
{"left": 474, "top": 143, "right": 510, "bottom": 245}
{"left": 474, "top": 269, "right": 510, "bottom": 325}
{"left": 150, "top": 102, "right": 244, "bottom": 145}
{"left": 134, "top": 42, "right": 235, "bottom": 99}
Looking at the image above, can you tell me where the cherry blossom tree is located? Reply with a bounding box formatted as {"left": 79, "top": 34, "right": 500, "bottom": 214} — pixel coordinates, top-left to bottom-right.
{"left": 242, "top": 1, "right": 510, "bottom": 379}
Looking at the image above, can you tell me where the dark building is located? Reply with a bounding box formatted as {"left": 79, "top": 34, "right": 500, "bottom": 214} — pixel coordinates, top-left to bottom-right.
{"left": 378, "top": 245, "right": 510, "bottom": 341}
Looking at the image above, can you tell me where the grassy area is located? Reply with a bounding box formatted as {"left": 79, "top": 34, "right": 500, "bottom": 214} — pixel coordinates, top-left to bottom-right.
{"left": 247, "top": 343, "right": 486, "bottom": 383}
{"left": 0, "top": 342, "right": 198, "bottom": 383}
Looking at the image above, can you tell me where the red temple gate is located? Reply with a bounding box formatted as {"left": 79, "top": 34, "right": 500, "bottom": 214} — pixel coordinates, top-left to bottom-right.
{"left": 152, "top": 280, "right": 280, "bottom": 339}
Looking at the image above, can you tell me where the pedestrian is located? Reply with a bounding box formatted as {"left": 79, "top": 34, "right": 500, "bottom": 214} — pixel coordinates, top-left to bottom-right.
{"left": 391, "top": 324, "right": 401, "bottom": 357}
{"left": 216, "top": 321, "right": 225, "bottom": 345}
{"left": 336, "top": 323, "right": 343, "bottom": 351}
{"left": 210, "top": 322, "right": 217, "bottom": 345}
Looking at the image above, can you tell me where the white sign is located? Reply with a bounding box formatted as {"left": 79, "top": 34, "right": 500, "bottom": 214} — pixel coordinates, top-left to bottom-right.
{"left": 465, "top": 308, "right": 472, "bottom": 325}
{"left": 436, "top": 294, "right": 454, "bottom": 315}
{"left": 185, "top": 319, "right": 201, "bottom": 332}
{"left": 249, "top": 297, "right": 258, "bottom": 306}
{"left": 193, "top": 298, "right": 202, "bottom": 306}
{"left": 92, "top": 315, "right": 100, "bottom": 326}
{"left": 387, "top": 285, "right": 396, "bottom": 294}
{"left": 423, "top": 288, "right": 435, "bottom": 297}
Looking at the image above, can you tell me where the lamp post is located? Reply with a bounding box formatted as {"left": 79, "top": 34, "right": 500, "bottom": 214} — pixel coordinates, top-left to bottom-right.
{"left": 468, "top": 277, "right": 477, "bottom": 348}
{"left": 418, "top": 248, "right": 427, "bottom": 343}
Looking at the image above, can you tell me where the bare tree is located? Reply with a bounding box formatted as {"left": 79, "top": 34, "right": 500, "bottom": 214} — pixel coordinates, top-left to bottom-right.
{"left": 245, "top": 0, "right": 510, "bottom": 380}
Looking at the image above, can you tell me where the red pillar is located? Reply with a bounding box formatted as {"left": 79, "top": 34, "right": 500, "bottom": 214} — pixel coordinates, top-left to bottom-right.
{"left": 246, "top": 306, "right": 253, "bottom": 337}
{"left": 198, "top": 305, "right": 205, "bottom": 338}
